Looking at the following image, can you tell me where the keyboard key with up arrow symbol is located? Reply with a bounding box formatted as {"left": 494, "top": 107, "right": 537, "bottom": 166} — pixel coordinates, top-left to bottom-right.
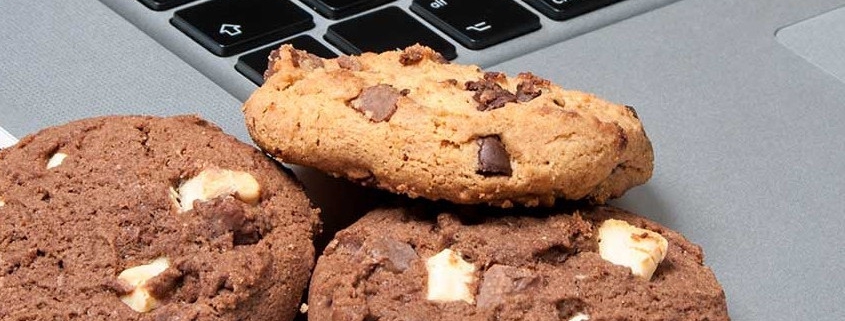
{"left": 171, "top": 0, "right": 314, "bottom": 56}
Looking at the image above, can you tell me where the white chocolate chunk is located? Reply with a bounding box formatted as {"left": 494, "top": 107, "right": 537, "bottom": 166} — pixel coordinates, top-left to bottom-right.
{"left": 176, "top": 168, "right": 260, "bottom": 212}
{"left": 0, "top": 198, "right": 5, "bottom": 207}
{"left": 425, "top": 248, "right": 477, "bottom": 304}
{"left": 569, "top": 312, "right": 590, "bottom": 321}
{"left": 117, "top": 257, "right": 170, "bottom": 313}
{"left": 598, "top": 219, "right": 668, "bottom": 280}
{"left": 46, "top": 152, "right": 67, "bottom": 169}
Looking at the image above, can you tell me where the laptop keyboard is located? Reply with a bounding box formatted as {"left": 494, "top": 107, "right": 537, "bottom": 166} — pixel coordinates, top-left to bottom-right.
{"left": 140, "top": 0, "right": 624, "bottom": 86}
{"left": 103, "top": 0, "right": 678, "bottom": 100}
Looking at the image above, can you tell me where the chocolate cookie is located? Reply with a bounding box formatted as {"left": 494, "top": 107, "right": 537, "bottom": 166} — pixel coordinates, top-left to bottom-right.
{"left": 308, "top": 205, "right": 729, "bottom": 320}
{"left": 0, "top": 115, "right": 320, "bottom": 320}
{"left": 243, "top": 45, "right": 653, "bottom": 207}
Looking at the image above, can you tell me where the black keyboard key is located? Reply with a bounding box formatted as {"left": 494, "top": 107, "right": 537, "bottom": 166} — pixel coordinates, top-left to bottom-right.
{"left": 236, "top": 36, "right": 338, "bottom": 85}
{"left": 325, "top": 6, "right": 456, "bottom": 60}
{"left": 410, "top": 0, "right": 540, "bottom": 50}
{"left": 523, "top": 0, "right": 624, "bottom": 21}
{"left": 138, "top": 0, "right": 196, "bottom": 11}
{"left": 171, "top": 0, "right": 314, "bottom": 57}
{"left": 300, "top": 0, "right": 396, "bottom": 19}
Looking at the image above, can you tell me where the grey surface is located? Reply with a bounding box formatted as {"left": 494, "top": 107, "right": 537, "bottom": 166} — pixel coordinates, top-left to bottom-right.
{"left": 2, "top": 0, "right": 845, "bottom": 320}
{"left": 99, "top": 0, "right": 679, "bottom": 101}
{"left": 776, "top": 5, "right": 845, "bottom": 83}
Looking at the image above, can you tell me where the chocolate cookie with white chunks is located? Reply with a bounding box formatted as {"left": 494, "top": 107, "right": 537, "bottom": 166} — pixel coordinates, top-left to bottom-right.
{"left": 0, "top": 115, "right": 320, "bottom": 320}
{"left": 243, "top": 44, "right": 653, "bottom": 207}
{"left": 308, "top": 205, "right": 729, "bottom": 321}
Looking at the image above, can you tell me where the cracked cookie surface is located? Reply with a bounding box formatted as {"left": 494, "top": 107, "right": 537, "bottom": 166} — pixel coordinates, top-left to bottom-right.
{"left": 307, "top": 205, "right": 729, "bottom": 321}
{"left": 0, "top": 115, "right": 320, "bottom": 320}
{"left": 243, "top": 45, "right": 653, "bottom": 207}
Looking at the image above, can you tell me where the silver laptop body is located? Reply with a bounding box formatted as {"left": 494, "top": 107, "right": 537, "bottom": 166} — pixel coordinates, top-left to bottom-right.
{"left": 2, "top": 0, "right": 845, "bottom": 319}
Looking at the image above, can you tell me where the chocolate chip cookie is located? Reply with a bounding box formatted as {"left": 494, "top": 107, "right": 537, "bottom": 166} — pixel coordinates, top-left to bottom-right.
{"left": 307, "top": 205, "right": 729, "bottom": 321}
{"left": 243, "top": 45, "right": 653, "bottom": 207}
{"left": 0, "top": 115, "right": 320, "bottom": 320}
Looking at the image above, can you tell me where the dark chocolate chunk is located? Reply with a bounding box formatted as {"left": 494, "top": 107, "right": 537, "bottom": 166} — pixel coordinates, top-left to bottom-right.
{"left": 624, "top": 105, "right": 639, "bottom": 119}
{"left": 515, "top": 72, "right": 549, "bottom": 102}
{"left": 477, "top": 264, "right": 538, "bottom": 309}
{"left": 365, "top": 236, "right": 419, "bottom": 273}
{"left": 350, "top": 84, "right": 402, "bottom": 122}
{"left": 263, "top": 48, "right": 283, "bottom": 80}
{"left": 477, "top": 136, "right": 512, "bottom": 176}
{"left": 399, "top": 48, "right": 424, "bottom": 66}
{"left": 195, "top": 198, "right": 263, "bottom": 246}
{"left": 465, "top": 79, "right": 517, "bottom": 111}
{"left": 290, "top": 48, "right": 324, "bottom": 70}
{"left": 483, "top": 71, "right": 507, "bottom": 83}
{"left": 337, "top": 55, "right": 362, "bottom": 71}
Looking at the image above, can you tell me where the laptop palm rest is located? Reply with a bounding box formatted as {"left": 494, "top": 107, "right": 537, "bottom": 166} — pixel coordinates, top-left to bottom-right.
{"left": 777, "top": 5, "right": 845, "bottom": 84}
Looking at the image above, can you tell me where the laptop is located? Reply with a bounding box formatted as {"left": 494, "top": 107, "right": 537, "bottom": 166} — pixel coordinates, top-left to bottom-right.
{"left": 2, "top": 0, "right": 845, "bottom": 319}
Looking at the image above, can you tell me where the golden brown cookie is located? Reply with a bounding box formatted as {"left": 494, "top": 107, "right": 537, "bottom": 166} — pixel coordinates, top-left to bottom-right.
{"left": 243, "top": 45, "right": 653, "bottom": 207}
